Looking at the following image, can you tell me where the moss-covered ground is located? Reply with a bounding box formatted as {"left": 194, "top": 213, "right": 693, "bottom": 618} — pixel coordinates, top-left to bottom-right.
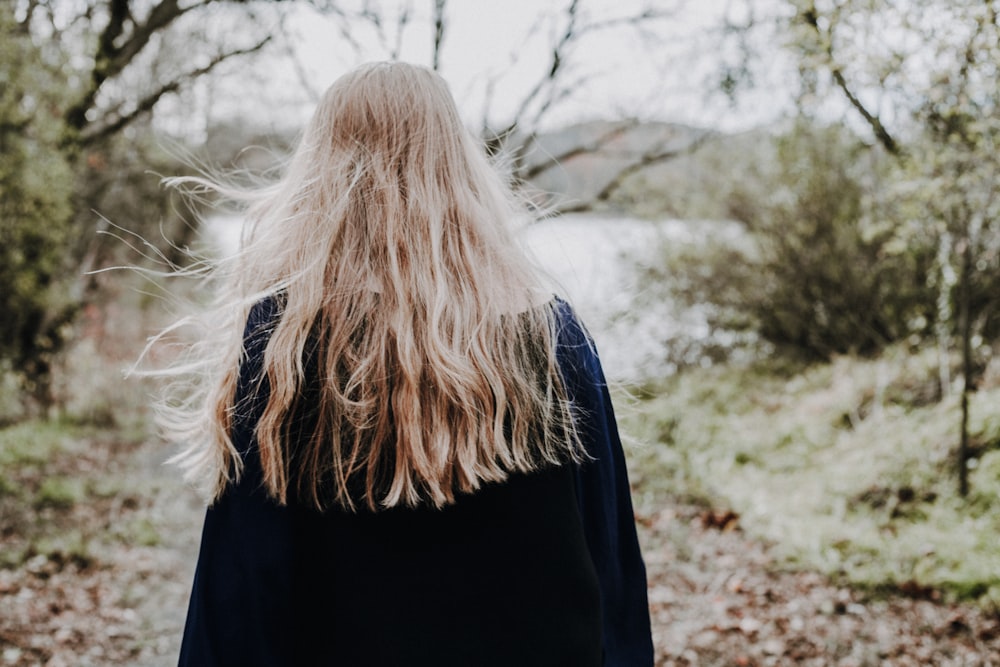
{"left": 620, "top": 345, "right": 1000, "bottom": 608}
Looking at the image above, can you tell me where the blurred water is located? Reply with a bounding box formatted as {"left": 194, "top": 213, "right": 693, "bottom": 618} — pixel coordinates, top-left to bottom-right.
{"left": 204, "top": 213, "right": 702, "bottom": 382}
{"left": 518, "top": 215, "right": 692, "bottom": 381}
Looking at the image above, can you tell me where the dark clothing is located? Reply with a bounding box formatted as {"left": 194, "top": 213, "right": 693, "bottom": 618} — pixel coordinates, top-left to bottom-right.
{"left": 179, "top": 298, "right": 653, "bottom": 666}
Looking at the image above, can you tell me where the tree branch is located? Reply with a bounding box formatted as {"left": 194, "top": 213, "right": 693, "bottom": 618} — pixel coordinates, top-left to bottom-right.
{"left": 116, "top": 0, "right": 199, "bottom": 69}
{"left": 576, "top": 6, "right": 676, "bottom": 36}
{"left": 432, "top": 0, "right": 446, "bottom": 71}
{"left": 524, "top": 122, "right": 637, "bottom": 179}
{"left": 79, "top": 36, "right": 272, "bottom": 146}
{"left": 496, "top": 0, "right": 580, "bottom": 142}
{"left": 521, "top": 120, "right": 636, "bottom": 181}
{"left": 66, "top": 0, "right": 198, "bottom": 135}
{"left": 800, "top": 3, "right": 900, "bottom": 156}
{"left": 306, "top": 2, "right": 367, "bottom": 58}
{"left": 65, "top": 0, "right": 130, "bottom": 132}
{"left": 389, "top": 0, "right": 411, "bottom": 61}
{"left": 277, "top": 10, "right": 321, "bottom": 104}
{"left": 556, "top": 130, "right": 714, "bottom": 214}
{"left": 491, "top": 0, "right": 671, "bottom": 147}
{"left": 360, "top": 0, "right": 390, "bottom": 55}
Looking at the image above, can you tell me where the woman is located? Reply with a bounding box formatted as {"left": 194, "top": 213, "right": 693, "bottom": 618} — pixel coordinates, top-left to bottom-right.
{"left": 166, "top": 62, "right": 652, "bottom": 666}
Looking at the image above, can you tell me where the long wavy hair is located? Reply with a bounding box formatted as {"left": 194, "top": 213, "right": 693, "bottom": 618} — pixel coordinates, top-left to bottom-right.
{"left": 159, "top": 62, "right": 584, "bottom": 511}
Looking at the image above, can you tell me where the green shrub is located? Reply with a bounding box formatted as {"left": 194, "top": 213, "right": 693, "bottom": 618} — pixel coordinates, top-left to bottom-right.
{"left": 34, "top": 477, "right": 84, "bottom": 509}
{"left": 640, "top": 121, "right": 937, "bottom": 362}
{"left": 0, "top": 420, "right": 77, "bottom": 466}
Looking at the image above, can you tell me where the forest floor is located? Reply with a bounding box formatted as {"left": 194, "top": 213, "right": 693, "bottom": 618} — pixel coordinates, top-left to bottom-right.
{"left": 1, "top": 427, "right": 999, "bottom": 666}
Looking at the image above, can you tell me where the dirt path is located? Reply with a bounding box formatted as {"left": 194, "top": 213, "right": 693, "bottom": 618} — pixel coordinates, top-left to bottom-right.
{"left": 2, "top": 435, "right": 999, "bottom": 666}
{"left": 0, "top": 434, "right": 200, "bottom": 666}
{"left": 639, "top": 505, "right": 1000, "bottom": 666}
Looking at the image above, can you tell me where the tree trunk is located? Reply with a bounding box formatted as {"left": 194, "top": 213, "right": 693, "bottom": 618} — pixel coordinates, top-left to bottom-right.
{"left": 957, "top": 237, "right": 972, "bottom": 497}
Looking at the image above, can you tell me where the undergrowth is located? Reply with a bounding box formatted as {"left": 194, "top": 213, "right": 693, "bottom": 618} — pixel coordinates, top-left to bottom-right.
{"left": 621, "top": 344, "right": 1000, "bottom": 607}
{"left": 0, "top": 419, "right": 152, "bottom": 568}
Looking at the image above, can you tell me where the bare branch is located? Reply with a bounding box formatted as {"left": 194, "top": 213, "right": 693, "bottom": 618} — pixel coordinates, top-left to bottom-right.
{"left": 527, "top": 70, "right": 591, "bottom": 130}
{"left": 496, "top": 0, "right": 580, "bottom": 140}
{"left": 360, "top": 0, "right": 390, "bottom": 55}
{"left": 79, "top": 36, "right": 272, "bottom": 146}
{"left": 493, "top": 0, "right": 673, "bottom": 142}
{"left": 480, "top": 75, "right": 497, "bottom": 136}
{"left": 307, "top": 3, "right": 367, "bottom": 57}
{"left": 66, "top": 0, "right": 199, "bottom": 134}
{"left": 556, "top": 130, "right": 715, "bottom": 214}
{"left": 478, "top": 14, "right": 545, "bottom": 132}
{"left": 277, "top": 10, "right": 321, "bottom": 104}
{"left": 432, "top": 0, "right": 446, "bottom": 71}
{"left": 576, "top": 6, "right": 676, "bottom": 36}
{"left": 830, "top": 67, "right": 898, "bottom": 155}
{"left": 520, "top": 121, "right": 637, "bottom": 181}
{"left": 309, "top": 0, "right": 415, "bottom": 61}
{"left": 389, "top": 0, "right": 412, "bottom": 61}
{"left": 800, "top": 3, "right": 900, "bottom": 156}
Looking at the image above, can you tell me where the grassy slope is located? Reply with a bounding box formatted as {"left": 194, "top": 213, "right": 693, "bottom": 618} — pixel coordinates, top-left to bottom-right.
{"left": 620, "top": 346, "right": 1000, "bottom": 605}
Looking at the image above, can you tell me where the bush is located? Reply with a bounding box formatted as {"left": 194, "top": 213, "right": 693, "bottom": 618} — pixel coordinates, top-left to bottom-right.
{"left": 643, "top": 121, "right": 937, "bottom": 361}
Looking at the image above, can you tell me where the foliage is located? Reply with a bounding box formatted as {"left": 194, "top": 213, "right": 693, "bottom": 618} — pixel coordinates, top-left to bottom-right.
{"left": 0, "top": 0, "right": 274, "bottom": 415}
{"left": 639, "top": 121, "right": 936, "bottom": 362}
{"left": 779, "top": 0, "right": 1000, "bottom": 495}
{"left": 741, "top": 123, "right": 935, "bottom": 358}
{"left": 0, "top": 6, "right": 77, "bottom": 412}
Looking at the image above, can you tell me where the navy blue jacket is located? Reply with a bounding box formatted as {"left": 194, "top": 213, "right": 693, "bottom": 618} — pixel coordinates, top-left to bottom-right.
{"left": 178, "top": 297, "right": 653, "bottom": 666}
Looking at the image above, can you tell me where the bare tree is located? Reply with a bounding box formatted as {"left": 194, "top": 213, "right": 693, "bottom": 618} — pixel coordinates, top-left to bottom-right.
{"left": 300, "top": 0, "right": 694, "bottom": 213}
{"left": 490, "top": 1, "right": 706, "bottom": 212}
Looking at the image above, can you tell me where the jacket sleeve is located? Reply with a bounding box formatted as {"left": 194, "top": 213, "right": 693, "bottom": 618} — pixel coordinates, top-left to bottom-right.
{"left": 554, "top": 299, "right": 655, "bottom": 667}
{"left": 178, "top": 296, "right": 301, "bottom": 667}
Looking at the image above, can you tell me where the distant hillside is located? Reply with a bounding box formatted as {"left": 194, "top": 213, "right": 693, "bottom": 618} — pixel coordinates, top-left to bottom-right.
{"left": 197, "top": 116, "right": 769, "bottom": 221}
{"left": 518, "top": 120, "right": 712, "bottom": 213}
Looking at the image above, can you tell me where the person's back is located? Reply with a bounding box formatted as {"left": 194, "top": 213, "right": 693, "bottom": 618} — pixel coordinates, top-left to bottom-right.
{"left": 159, "top": 62, "right": 653, "bottom": 666}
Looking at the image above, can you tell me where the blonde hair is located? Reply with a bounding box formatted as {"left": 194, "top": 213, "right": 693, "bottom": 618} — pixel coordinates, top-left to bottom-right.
{"left": 161, "top": 62, "right": 584, "bottom": 511}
